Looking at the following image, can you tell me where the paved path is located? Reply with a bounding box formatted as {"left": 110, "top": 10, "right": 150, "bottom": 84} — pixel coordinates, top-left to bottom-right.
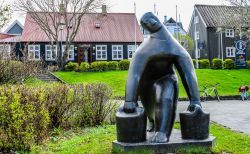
{"left": 176, "top": 100, "right": 250, "bottom": 135}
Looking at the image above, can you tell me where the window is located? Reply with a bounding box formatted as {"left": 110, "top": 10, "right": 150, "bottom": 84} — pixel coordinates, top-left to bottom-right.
{"left": 195, "top": 31, "right": 199, "bottom": 40}
{"left": 112, "top": 45, "right": 123, "bottom": 60}
{"left": 194, "top": 16, "right": 199, "bottom": 24}
{"left": 127, "top": 45, "right": 138, "bottom": 59}
{"left": 226, "top": 47, "right": 236, "bottom": 57}
{"left": 96, "top": 45, "right": 107, "bottom": 60}
{"left": 45, "top": 45, "right": 57, "bottom": 61}
{"left": 28, "top": 45, "right": 40, "bottom": 60}
{"left": 62, "top": 45, "right": 74, "bottom": 61}
{"left": 225, "top": 29, "right": 234, "bottom": 37}
{"left": 0, "top": 44, "right": 11, "bottom": 58}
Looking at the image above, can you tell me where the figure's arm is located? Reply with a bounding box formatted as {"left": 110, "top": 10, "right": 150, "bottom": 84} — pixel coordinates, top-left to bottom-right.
{"left": 175, "top": 51, "right": 201, "bottom": 108}
{"left": 124, "top": 52, "right": 148, "bottom": 113}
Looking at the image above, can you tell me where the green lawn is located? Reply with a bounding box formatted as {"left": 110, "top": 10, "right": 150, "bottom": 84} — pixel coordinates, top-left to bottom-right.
{"left": 30, "top": 123, "right": 250, "bottom": 154}
{"left": 54, "top": 69, "right": 250, "bottom": 97}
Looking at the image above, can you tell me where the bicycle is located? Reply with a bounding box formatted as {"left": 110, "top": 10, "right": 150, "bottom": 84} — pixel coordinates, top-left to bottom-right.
{"left": 200, "top": 83, "right": 220, "bottom": 102}
{"left": 239, "top": 85, "right": 249, "bottom": 101}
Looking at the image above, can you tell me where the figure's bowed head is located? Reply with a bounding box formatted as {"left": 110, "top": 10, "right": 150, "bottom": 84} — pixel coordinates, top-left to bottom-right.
{"left": 140, "top": 12, "right": 162, "bottom": 33}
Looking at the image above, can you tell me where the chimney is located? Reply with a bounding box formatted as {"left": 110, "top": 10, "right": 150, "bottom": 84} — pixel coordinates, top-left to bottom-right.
{"left": 164, "top": 16, "right": 168, "bottom": 23}
{"left": 102, "top": 5, "right": 107, "bottom": 15}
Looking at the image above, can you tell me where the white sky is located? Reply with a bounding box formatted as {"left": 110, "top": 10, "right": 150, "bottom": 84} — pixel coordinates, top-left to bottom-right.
{"left": 5, "top": 0, "right": 230, "bottom": 31}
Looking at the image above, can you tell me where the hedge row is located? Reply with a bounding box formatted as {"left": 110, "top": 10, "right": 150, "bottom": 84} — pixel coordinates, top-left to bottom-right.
{"left": 193, "top": 58, "right": 237, "bottom": 69}
{"left": 65, "top": 60, "right": 130, "bottom": 72}
{"left": 0, "top": 83, "right": 116, "bottom": 152}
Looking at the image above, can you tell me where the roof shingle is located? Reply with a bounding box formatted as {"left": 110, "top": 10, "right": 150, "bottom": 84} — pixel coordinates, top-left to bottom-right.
{"left": 21, "top": 12, "right": 144, "bottom": 43}
{"left": 196, "top": 5, "right": 242, "bottom": 28}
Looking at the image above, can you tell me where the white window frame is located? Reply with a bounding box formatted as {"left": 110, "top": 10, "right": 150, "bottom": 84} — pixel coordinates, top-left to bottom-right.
{"left": 96, "top": 45, "right": 107, "bottom": 60}
{"left": 45, "top": 45, "right": 57, "bottom": 61}
{"left": 112, "top": 45, "right": 123, "bottom": 60}
{"left": 226, "top": 47, "right": 236, "bottom": 57}
{"left": 127, "top": 45, "right": 138, "bottom": 59}
{"left": 195, "top": 31, "right": 199, "bottom": 40}
{"left": 62, "top": 45, "right": 74, "bottom": 61}
{"left": 225, "top": 29, "right": 234, "bottom": 38}
{"left": 0, "top": 44, "right": 11, "bottom": 58}
{"left": 28, "top": 45, "right": 40, "bottom": 60}
{"left": 195, "top": 16, "right": 199, "bottom": 24}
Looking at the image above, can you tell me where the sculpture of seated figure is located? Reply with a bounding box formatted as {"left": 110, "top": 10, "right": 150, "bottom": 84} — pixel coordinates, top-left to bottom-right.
{"left": 123, "top": 12, "right": 201, "bottom": 143}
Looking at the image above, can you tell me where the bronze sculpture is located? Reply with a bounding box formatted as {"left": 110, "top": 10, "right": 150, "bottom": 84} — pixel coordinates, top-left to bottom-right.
{"left": 122, "top": 12, "right": 202, "bottom": 143}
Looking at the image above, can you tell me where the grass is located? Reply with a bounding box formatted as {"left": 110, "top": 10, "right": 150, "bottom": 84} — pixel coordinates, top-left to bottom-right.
{"left": 54, "top": 69, "right": 250, "bottom": 97}
{"left": 24, "top": 77, "right": 45, "bottom": 85}
{"left": 29, "top": 123, "right": 250, "bottom": 154}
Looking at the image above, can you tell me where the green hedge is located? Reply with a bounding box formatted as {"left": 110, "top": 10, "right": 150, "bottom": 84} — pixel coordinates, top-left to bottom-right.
{"left": 107, "top": 61, "right": 119, "bottom": 70}
{"left": 224, "top": 59, "right": 235, "bottom": 69}
{"left": 65, "top": 62, "right": 79, "bottom": 71}
{"left": 246, "top": 61, "right": 250, "bottom": 69}
{"left": 119, "top": 60, "right": 130, "bottom": 70}
{"left": 212, "top": 58, "right": 223, "bottom": 69}
{"left": 90, "top": 61, "right": 108, "bottom": 71}
{"left": 192, "top": 59, "right": 197, "bottom": 68}
{"left": 198, "top": 59, "right": 210, "bottom": 69}
{"left": 79, "top": 62, "right": 90, "bottom": 71}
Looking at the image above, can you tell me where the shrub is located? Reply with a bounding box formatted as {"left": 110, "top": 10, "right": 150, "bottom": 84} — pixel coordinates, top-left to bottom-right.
{"left": 246, "top": 61, "right": 250, "bottom": 69}
{"left": 198, "top": 59, "right": 210, "bottom": 69}
{"left": 107, "top": 61, "right": 119, "bottom": 70}
{"left": 212, "top": 58, "right": 223, "bottom": 69}
{"left": 90, "top": 61, "right": 109, "bottom": 71}
{"left": 119, "top": 60, "right": 130, "bottom": 70}
{"left": 72, "top": 83, "right": 116, "bottom": 127}
{"left": 0, "top": 85, "right": 50, "bottom": 151}
{"left": 0, "top": 60, "right": 43, "bottom": 84}
{"left": 64, "top": 62, "right": 79, "bottom": 71}
{"left": 0, "top": 82, "right": 115, "bottom": 151}
{"left": 224, "top": 59, "right": 235, "bottom": 69}
{"left": 79, "top": 62, "right": 90, "bottom": 71}
{"left": 192, "top": 59, "right": 197, "bottom": 68}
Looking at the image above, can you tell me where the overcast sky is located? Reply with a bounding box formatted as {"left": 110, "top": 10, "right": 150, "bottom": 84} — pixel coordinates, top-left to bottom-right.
{"left": 6, "top": 0, "right": 230, "bottom": 31}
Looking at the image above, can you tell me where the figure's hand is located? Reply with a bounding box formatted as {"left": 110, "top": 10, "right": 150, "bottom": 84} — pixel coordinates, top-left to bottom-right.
{"left": 123, "top": 101, "right": 137, "bottom": 113}
{"left": 187, "top": 103, "right": 202, "bottom": 112}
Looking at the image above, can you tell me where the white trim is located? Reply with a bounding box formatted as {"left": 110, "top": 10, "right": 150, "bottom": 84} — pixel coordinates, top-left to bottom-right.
{"left": 4, "top": 20, "right": 24, "bottom": 34}
{"left": 195, "top": 31, "right": 200, "bottom": 40}
{"left": 127, "top": 45, "right": 138, "bottom": 59}
{"left": 28, "top": 45, "right": 40, "bottom": 60}
{"left": 225, "top": 29, "right": 234, "bottom": 38}
{"left": 226, "top": 47, "right": 235, "bottom": 57}
{"left": 0, "top": 44, "right": 11, "bottom": 58}
{"left": 45, "top": 45, "right": 57, "bottom": 61}
{"left": 195, "top": 7, "right": 207, "bottom": 27}
{"left": 112, "top": 45, "right": 123, "bottom": 60}
{"left": 62, "top": 45, "right": 74, "bottom": 61}
{"left": 96, "top": 45, "right": 107, "bottom": 60}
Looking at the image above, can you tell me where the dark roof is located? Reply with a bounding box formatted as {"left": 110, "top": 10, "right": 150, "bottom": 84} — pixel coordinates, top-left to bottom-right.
{"left": 21, "top": 12, "right": 143, "bottom": 43}
{"left": 195, "top": 5, "right": 241, "bottom": 27}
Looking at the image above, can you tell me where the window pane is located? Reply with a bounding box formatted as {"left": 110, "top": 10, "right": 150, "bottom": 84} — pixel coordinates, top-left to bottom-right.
{"left": 35, "top": 51, "right": 40, "bottom": 59}
{"left": 35, "top": 46, "right": 39, "bottom": 50}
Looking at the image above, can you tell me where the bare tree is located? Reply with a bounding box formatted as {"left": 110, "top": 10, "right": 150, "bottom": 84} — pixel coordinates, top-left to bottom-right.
{"left": 14, "top": 0, "right": 105, "bottom": 68}
{"left": 226, "top": 0, "right": 250, "bottom": 40}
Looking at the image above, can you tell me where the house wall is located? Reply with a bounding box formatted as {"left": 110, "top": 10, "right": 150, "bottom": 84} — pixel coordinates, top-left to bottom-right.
{"left": 17, "top": 42, "right": 141, "bottom": 65}
{"left": 188, "top": 9, "right": 208, "bottom": 59}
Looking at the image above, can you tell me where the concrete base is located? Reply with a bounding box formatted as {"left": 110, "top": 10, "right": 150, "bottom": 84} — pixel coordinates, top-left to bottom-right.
{"left": 113, "top": 129, "right": 216, "bottom": 153}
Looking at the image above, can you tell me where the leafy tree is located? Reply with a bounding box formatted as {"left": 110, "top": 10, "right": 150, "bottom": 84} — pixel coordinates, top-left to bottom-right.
{"left": 0, "top": 1, "right": 12, "bottom": 29}
{"left": 174, "top": 33, "right": 194, "bottom": 54}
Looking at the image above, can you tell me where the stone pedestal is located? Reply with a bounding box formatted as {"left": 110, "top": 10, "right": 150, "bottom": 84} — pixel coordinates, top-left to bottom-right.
{"left": 113, "top": 129, "right": 215, "bottom": 153}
